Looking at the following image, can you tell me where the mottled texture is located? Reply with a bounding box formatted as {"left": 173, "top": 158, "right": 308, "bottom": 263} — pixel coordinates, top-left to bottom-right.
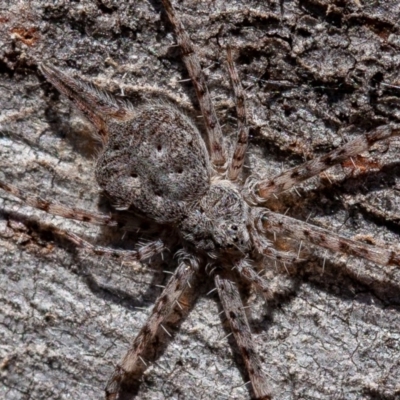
{"left": 1, "top": 1, "right": 400, "bottom": 400}
{"left": 96, "top": 104, "right": 211, "bottom": 222}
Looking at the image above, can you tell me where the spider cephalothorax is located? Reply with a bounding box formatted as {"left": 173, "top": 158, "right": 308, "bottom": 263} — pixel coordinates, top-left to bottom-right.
{"left": 180, "top": 182, "right": 252, "bottom": 255}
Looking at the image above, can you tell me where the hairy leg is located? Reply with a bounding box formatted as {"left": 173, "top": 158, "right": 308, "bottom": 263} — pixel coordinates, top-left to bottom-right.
{"left": 257, "top": 209, "right": 400, "bottom": 267}
{"left": 40, "top": 63, "right": 132, "bottom": 144}
{"left": 251, "top": 228, "right": 297, "bottom": 263}
{"left": 215, "top": 269, "right": 271, "bottom": 400}
{"left": 226, "top": 47, "right": 249, "bottom": 181}
{"left": 161, "top": 0, "right": 227, "bottom": 171}
{"left": 249, "top": 125, "right": 400, "bottom": 202}
{"left": 233, "top": 258, "right": 283, "bottom": 302}
{"left": 64, "top": 230, "right": 165, "bottom": 261}
{"left": 0, "top": 180, "right": 118, "bottom": 226}
{"left": 105, "top": 258, "right": 198, "bottom": 399}
{"left": 0, "top": 180, "right": 165, "bottom": 235}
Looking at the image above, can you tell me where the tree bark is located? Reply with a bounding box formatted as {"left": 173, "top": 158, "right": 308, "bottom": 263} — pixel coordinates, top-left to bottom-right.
{"left": 1, "top": 1, "right": 400, "bottom": 399}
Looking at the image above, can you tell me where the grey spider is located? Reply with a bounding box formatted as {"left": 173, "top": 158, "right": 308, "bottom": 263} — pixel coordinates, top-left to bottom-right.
{"left": 1, "top": 0, "right": 400, "bottom": 399}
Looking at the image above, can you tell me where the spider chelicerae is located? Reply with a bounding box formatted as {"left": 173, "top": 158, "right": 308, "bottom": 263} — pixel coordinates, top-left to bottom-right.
{"left": 1, "top": 0, "right": 400, "bottom": 399}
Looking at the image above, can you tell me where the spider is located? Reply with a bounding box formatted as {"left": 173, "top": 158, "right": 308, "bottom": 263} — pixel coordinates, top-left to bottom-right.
{"left": 1, "top": 0, "right": 400, "bottom": 399}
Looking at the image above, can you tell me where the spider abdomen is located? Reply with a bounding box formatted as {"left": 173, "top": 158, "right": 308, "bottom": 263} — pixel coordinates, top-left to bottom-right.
{"left": 95, "top": 104, "right": 211, "bottom": 223}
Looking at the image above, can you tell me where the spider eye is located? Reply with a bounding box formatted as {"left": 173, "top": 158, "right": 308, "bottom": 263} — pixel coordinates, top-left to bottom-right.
{"left": 231, "top": 225, "right": 238, "bottom": 231}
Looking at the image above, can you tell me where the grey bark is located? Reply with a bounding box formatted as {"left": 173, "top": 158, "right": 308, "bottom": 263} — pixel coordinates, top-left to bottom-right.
{"left": 1, "top": 1, "right": 400, "bottom": 399}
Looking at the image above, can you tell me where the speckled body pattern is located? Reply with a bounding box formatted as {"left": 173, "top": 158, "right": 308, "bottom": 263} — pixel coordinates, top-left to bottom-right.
{"left": 96, "top": 105, "right": 211, "bottom": 223}
{"left": 1, "top": 0, "right": 400, "bottom": 399}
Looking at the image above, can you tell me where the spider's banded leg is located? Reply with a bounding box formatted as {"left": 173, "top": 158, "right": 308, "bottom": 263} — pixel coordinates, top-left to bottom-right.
{"left": 105, "top": 260, "right": 198, "bottom": 400}
{"left": 226, "top": 47, "right": 249, "bottom": 181}
{"left": 215, "top": 270, "right": 271, "bottom": 400}
{"left": 251, "top": 229, "right": 297, "bottom": 263}
{"left": 0, "top": 180, "right": 119, "bottom": 227}
{"left": 258, "top": 209, "right": 400, "bottom": 266}
{"left": 250, "top": 125, "right": 400, "bottom": 202}
{"left": 161, "top": 0, "right": 227, "bottom": 171}
{"left": 59, "top": 229, "right": 165, "bottom": 261}
{"left": 233, "top": 259, "right": 276, "bottom": 301}
{"left": 40, "top": 63, "right": 132, "bottom": 144}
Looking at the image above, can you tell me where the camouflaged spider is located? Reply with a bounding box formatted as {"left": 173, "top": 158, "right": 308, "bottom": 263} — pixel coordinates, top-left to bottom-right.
{"left": 1, "top": 0, "right": 400, "bottom": 399}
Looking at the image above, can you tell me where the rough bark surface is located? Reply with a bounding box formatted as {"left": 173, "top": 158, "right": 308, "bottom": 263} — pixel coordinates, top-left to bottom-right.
{"left": 1, "top": 1, "right": 400, "bottom": 399}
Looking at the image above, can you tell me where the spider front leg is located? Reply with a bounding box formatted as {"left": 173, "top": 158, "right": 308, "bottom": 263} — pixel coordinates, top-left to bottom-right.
{"left": 257, "top": 209, "right": 400, "bottom": 267}
{"left": 232, "top": 258, "right": 283, "bottom": 301}
{"left": 248, "top": 125, "right": 400, "bottom": 203}
{"left": 105, "top": 258, "right": 198, "bottom": 400}
{"left": 215, "top": 269, "right": 271, "bottom": 400}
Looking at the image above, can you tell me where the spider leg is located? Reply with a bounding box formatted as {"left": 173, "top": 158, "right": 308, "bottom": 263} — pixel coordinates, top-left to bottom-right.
{"left": 0, "top": 180, "right": 118, "bottom": 227}
{"left": 161, "top": 0, "right": 227, "bottom": 171}
{"left": 105, "top": 258, "right": 198, "bottom": 400}
{"left": 19, "top": 212, "right": 165, "bottom": 262}
{"left": 250, "top": 228, "right": 297, "bottom": 264}
{"left": 226, "top": 47, "right": 249, "bottom": 181}
{"left": 1, "top": 180, "right": 165, "bottom": 234}
{"left": 233, "top": 258, "right": 276, "bottom": 301}
{"left": 39, "top": 63, "right": 132, "bottom": 144}
{"left": 257, "top": 209, "right": 400, "bottom": 267}
{"left": 248, "top": 125, "right": 400, "bottom": 203}
{"left": 215, "top": 269, "right": 271, "bottom": 400}
{"left": 62, "top": 229, "right": 165, "bottom": 261}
